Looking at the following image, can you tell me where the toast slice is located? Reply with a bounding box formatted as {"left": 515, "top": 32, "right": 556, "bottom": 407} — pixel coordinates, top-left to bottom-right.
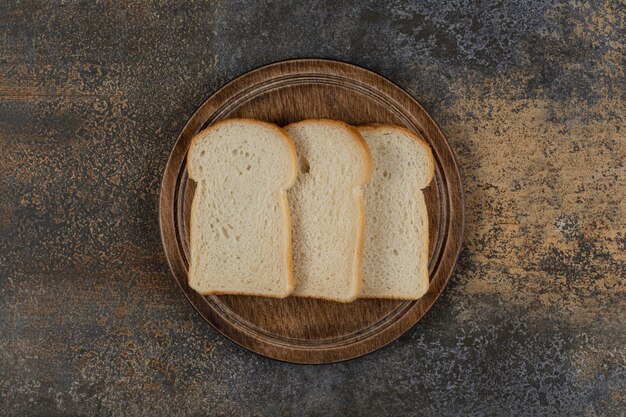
{"left": 358, "top": 124, "right": 434, "bottom": 299}
{"left": 285, "top": 120, "right": 372, "bottom": 302}
{"left": 187, "top": 118, "right": 297, "bottom": 297}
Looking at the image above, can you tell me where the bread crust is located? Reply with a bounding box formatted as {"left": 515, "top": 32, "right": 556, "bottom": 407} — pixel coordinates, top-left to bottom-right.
{"left": 284, "top": 119, "right": 372, "bottom": 302}
{"left": 187, "top": 118, "right": 297, "bottom": 298}
{"left": 358, "top": 124, "right": 434, "bottom": 187}
{"left": 357, "top": 124, "right": 434, "bottom": 300}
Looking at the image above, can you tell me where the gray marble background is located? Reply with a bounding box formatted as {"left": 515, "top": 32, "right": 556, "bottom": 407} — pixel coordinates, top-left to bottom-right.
{"left": 1, "top": 1, "right": 624, "bottom": 416}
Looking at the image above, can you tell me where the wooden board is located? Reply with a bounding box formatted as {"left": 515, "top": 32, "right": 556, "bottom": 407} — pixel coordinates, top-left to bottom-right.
{"left": 159, "top": 59, "right": 464, "bottom": 364}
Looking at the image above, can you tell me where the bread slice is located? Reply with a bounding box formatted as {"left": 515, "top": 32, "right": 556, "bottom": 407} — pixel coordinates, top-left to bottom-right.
{"left": 187, "top": 118, "right": 297, "bottom": 297}
{"left": 285, "top": 120, "right": 372, "bottom": 302}
{"left": 358, "top": 124, "right": 434, "bottom": 299}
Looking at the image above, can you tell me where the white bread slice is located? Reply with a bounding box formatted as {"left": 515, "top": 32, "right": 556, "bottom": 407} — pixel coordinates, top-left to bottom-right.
{"left": 285, "top": 120, "right": 372, "bottom": 302}
{"left": 187, "top": 118, "right": 297, "bottom": 297}
{"left": 358, "top": 124, "right": 434, "bottom": 299}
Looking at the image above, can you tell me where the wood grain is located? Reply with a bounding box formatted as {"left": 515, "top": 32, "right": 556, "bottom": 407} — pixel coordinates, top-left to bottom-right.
{"left": 159, "top": 59, "right": 464, "bottom": 363}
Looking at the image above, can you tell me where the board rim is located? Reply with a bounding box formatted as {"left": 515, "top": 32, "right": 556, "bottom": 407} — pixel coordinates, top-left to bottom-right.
{"left": 159, "top": 58, "right": 465, "bottom": 364}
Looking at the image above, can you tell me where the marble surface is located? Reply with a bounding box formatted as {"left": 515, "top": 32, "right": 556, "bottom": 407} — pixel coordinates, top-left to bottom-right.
{"left": 1, "top": 1, "right": 624, "bottom": 416}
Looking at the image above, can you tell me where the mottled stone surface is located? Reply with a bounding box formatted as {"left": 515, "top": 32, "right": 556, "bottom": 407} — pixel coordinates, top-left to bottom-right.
{"left": 1, "top": 1, "right": 624, "bottom": 416}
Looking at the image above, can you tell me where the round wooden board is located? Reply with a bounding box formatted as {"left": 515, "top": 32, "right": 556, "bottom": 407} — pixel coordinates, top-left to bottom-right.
{"left": 159, "top": 59, "right": 464, "bottom": 364}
